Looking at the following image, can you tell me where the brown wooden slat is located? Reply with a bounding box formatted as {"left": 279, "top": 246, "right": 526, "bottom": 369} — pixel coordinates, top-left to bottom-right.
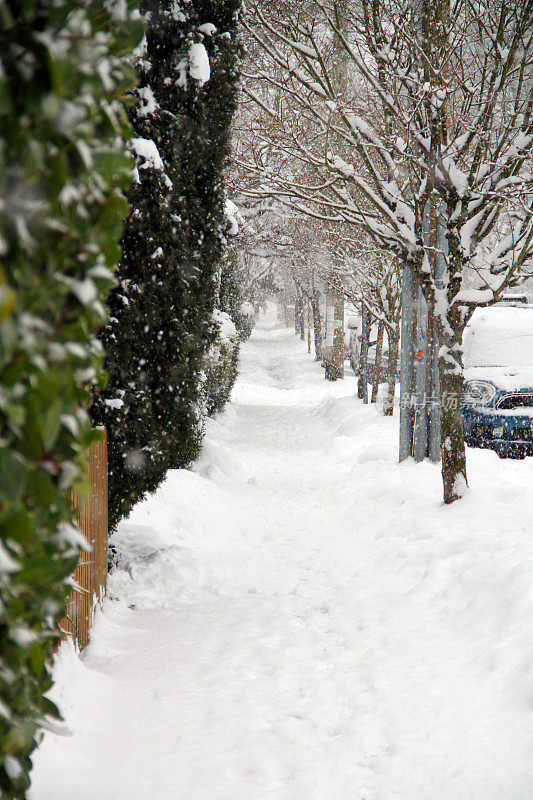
{"left": 61, "top": 433, "right": 108, "bottom": 650}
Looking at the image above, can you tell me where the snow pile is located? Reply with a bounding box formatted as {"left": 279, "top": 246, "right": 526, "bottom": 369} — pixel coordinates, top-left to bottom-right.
{"left": 192, "top": 424, "right": 250, "bottom": 485}
{"left": 212, "top": 308, "right": 236, "bottom": 343}
{"left": 108, "top": 523, "right": 204, "bottom": 610}
{"left": 239, "top": 300, "right": 255, "bottom": 318}
{"left": 31, "top": 303, "right": 533, "bottom": 800}
{"left": 224, "top": 198, "right": 242, "bottom": 234}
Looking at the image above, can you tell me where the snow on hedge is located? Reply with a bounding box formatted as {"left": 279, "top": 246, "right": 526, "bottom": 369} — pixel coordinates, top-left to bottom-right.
{"left": 189, "top": 42, "right": 210, "bottom": 85}
{"left": 130, "top": 137, "right": 164, "bottom": 170}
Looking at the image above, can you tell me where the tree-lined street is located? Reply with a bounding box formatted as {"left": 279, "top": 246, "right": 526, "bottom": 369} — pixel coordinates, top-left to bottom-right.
{"left": 2, "top": 2, "right": 533, "bottom": 796}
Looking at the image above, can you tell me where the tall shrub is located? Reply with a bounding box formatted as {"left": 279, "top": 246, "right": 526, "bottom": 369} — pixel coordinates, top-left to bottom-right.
{"left": 94, "top": 0, "right": 243, "bottom": 530}
{"left": 0, "top": 2, "right": 141, "bottom": 796}
{"left": 203, "top": 310, "right": 240, "bottom": 416}
{"left": 219, "top": 247, "right": 255, "bottom": 340}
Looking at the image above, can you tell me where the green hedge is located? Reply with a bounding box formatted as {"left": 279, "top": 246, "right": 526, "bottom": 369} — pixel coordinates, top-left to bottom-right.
{"left": 94, "top": 0, "right": 244, "bottom": 531}
{"left": 203, "top": 311, "right": 240, "bottom": 416}
{"left": 218, "top": 248, "right": 255, "bottom": 340}
{"left": 0, "top": 2, "right": 142, "bottom": 796}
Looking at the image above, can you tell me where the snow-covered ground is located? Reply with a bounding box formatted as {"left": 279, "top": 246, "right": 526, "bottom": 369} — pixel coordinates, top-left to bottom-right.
{"left": 31, "top": 304, "right": 533, "bottom": 800}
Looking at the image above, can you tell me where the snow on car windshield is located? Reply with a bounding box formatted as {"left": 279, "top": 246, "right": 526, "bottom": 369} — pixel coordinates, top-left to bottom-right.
{"left": 463, "top": 307, "right": 533, "bottom": 368}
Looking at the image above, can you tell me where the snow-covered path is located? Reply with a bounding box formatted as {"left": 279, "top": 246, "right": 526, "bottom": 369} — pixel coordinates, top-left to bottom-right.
{"left": 31, "top": 307, "right": 533, "bottom": 800}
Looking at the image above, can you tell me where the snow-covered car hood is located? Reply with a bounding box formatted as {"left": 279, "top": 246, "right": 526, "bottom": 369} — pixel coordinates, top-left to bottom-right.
{"left": 463, "top": 365, "right": 533, "bottom": 392}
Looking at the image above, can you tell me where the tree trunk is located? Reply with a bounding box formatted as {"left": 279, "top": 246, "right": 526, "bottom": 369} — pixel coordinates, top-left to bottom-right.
{"left": 307, "top": 300, "right": 312, "bottom": 353}
{"left": 294, "top": 291, "right": 302, "bottom": 335}
{"left": 311, "top": 294, "right": 322, "bottom": 361}
{"left": 399, "top": 264, "right": 416, "bottom": 459}
{"left": 371, "top": 320, "right": 384, "bottom": 403}
{"left": 435, "top": 237, "right": 471, "bottom": 502}
{"left": 334, "top": 291, "right": 344, "bottom": 377}
{"left": 383, "top": 325, "right": 399, "bottom": 416}
{"left": 439, "top": 364, "right": 468, "bottom": 504}
{"left": 299, "top": 297, "right": 305, "bottom": 340}
{"left": 357, "top": 307, "right": 370, "bottom": 400}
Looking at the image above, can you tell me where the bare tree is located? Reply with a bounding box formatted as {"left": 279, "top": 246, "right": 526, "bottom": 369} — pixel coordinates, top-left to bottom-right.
{"left": 334, "top": 239, "right": 402, "bottom": 414}
{"left": 241, "top": 0, "right": 533, "bottom": 503}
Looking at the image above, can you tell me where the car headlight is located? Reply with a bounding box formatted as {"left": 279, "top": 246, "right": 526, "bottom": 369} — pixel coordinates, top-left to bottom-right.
{"left": 463, "top": 380, "right": 496, "bottom": 406}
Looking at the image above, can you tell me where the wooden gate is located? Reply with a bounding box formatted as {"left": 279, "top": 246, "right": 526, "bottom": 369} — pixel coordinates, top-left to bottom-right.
{"left": 62, "top": 434, "right": 108, "bottom": 650}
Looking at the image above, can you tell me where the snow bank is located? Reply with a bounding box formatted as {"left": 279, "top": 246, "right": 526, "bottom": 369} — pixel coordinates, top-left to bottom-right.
{"left": 224, "top": 198, "right": 242, "bottom": 234}
{"left": 212, "top": 308, "right": 236, "bottom": 343}
{"left": 240, "top": 301, "right": 255, "bottom": 318}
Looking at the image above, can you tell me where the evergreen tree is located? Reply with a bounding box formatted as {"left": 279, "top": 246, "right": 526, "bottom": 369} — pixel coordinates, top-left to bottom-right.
{"left": 94, "top": 0, "right": 243, "bottom": 530}
{"left": 219, "top": 247, "right": 254, "bottom": 340}
{"left": 219, "top": 249, "right": 244, "bottom": 324}
{"left": 0, "top": 2, "right": 141, "bottom": 796}
{"left": 203, "top": 309, "right": 240, "bottom": 416}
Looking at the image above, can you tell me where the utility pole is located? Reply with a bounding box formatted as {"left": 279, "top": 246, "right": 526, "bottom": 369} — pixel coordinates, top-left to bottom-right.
{"left": 429, "top": 202, "right": 446, "bottom": 462}
{"left": 412, "top": 287, "right": 429, "bottom": 460}
{"left": 400, "top": 2, "right": 446, "bottom": 463}
{"left": 307, "top": 299, "right": 312, "bottom": 353}
{"left": 399, "top": 264, "right": 416, "bottom": 459}
{"left": 323, "top": 284, "right": 344, "bottom": 380}
{"left": 413, "top": 211, "right": 431, "bottom": 461}
{"left": 401, "top": 203, "right": 444, "bottom": 462}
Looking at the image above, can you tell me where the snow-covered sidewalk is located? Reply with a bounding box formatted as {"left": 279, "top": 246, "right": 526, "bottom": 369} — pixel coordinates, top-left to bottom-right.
{"left": 31, "top": 307, "right": 533, "bottom": 800}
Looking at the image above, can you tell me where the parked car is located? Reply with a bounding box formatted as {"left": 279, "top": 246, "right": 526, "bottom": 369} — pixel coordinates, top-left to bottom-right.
{"left": 462, "top": 306, "right": 533, "bottom": 459}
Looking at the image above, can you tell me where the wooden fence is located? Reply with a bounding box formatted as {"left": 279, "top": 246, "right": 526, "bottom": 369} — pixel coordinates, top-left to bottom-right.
{"left": 62, "top": 434, "right": 108, "bottom": 650}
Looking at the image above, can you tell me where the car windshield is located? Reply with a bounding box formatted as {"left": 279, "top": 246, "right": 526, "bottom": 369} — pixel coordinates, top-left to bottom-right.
{"left": 463, "top": 308, "right": 533, "bottom": 368}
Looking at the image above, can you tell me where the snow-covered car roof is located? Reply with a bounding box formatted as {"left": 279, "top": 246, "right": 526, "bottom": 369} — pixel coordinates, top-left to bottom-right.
{"left": 463, "top": 306, "right": 533, "bottom": 370}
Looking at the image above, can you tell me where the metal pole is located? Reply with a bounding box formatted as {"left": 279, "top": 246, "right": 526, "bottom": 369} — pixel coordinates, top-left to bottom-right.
{"left": 399, "top": 264, "right": 416, "bottom": 460}
{"left": 429, "top": 201, "right": 447, "bottom": 462}
{"left": 308, "top": 299, "right": 312, "bottom": 353}
{"left": 412, "top": 287, "right": 429, "bottom": 461}
{"left": 413, "top": 209, "right": 431, "bottom": 461}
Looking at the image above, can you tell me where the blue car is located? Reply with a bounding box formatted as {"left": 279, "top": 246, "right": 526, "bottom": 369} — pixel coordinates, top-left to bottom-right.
{"left": 462, "top": 307, "right": 533, "bottom": 459}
